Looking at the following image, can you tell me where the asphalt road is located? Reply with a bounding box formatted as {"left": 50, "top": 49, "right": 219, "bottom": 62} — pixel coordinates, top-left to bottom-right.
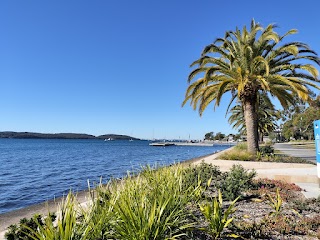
{"left": 274, "top": 142, "right": 316, "bottom": 164}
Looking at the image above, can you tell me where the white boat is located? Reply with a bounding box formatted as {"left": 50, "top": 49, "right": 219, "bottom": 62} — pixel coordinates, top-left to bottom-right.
{"left": 104, "top": 138, "right": 114, "bottom": 141}
{"left": 129, "top": 139, "right": 133, "bottom": 142}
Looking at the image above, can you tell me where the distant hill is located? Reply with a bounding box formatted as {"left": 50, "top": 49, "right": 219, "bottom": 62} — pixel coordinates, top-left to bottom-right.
{"left": 0, "top": 131, "right": 139, "bottom": 140}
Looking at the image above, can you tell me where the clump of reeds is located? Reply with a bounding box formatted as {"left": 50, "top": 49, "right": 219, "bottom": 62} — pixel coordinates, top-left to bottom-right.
{"left": 111, "top": 165, "right": 200, "bottom": 239}
{"left": 21, "top": 164, "right": 204, "bottom": 240}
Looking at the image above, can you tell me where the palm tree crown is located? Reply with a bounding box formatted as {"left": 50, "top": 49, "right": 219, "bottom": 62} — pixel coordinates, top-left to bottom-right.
{"left": 183, "top": 20, "right": 320, "bottom": 153}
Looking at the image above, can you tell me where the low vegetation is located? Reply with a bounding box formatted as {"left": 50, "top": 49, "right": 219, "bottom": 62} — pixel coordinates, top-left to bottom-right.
{"left": 5, "top": 162, "right": 320, "bottom": 239}
{"left": 219, "top": 143, "right": 315, "bottom": 164}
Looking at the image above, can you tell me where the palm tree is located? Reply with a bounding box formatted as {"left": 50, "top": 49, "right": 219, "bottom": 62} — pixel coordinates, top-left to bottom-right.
{"left": 228, "top": 93, "right": 280, "bottom": 142}
{"left": 183, "top": 20, "right": 320, "bottom": 153}
{"left": 228, "top": 105, "right": 246, "bottom": 134}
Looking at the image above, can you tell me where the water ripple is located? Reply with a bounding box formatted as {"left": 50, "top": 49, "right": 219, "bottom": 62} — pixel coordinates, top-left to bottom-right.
{"left": 0, "top": 139, "right": 231, "bottom": 214}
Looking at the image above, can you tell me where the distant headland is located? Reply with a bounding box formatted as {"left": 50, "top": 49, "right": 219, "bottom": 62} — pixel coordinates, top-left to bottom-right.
{"left": 0, "top": 131, "right": 139, "bottom": 140}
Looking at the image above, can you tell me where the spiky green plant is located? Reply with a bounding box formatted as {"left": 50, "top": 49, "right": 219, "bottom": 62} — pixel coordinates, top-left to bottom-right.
{"left": 24, "top": 193, "right": 91, "bottom": 240}
{"left": 112, "top": 165, "right": 201, "bottom": 240}
{"left": 77, "top": 182, "right": 118, "bottom": 239}
{"left": 267, "top": 188, "right": 283, "bottom": 216}
{"left": 199, "top": 189, "right": 239, "bottom": 239}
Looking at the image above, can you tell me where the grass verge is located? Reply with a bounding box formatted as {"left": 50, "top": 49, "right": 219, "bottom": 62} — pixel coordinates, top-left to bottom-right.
{"left": 219, "top": 143, "right": 315, "bottom": 164}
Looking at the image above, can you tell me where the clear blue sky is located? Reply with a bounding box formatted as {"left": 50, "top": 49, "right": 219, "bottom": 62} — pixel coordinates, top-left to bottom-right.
{"left": 1, "top": 0, "right": 319, "bottom": 140}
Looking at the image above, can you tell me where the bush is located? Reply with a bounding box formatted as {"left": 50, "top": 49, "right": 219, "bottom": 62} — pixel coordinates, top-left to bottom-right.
{"left": 5, "top": 213, "right": 56, "bottom": 240}
{"left": 259, "top": 145, "right": 274, "bottom": 156}
{"left": 221, "top": 164, "right": 256, "bottom": 201}
{"left": 183, "top": 162, "right": 222, "bottom": 189}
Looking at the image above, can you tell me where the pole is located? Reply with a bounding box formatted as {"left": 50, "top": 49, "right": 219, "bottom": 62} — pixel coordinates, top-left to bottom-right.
{"left": 313, "top": 120, "right": 320, "bottom": 187}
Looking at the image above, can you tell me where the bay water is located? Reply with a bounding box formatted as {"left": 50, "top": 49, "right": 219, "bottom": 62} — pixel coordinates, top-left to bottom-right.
{"left": 0, "top": 138, "right": 231, "bottom": 214}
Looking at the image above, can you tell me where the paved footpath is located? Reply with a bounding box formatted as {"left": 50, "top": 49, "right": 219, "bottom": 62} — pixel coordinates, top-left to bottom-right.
{"left": 274, "top": 142, "right": 316, "bottom": 164}
{"left": 273, "top": 142, "right": 319, "bottom": 199}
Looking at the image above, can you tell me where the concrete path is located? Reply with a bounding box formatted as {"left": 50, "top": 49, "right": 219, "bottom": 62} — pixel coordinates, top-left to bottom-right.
{"left": 274, "top": 142, "right": 316, "bottom": 163}
{"left": 273, "top": 142, "right": 319, "bottom": 199}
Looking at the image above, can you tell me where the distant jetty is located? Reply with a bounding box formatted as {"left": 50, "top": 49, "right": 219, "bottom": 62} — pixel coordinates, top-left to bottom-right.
{"left": 149, "top": 142, "right": 176, "bottom": 146}
{"left": 0, "top": 131, "right": 139, "bottom": 140}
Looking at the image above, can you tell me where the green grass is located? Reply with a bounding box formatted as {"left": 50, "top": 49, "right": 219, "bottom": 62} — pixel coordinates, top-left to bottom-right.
{"left": 292, "top": 144, "right": 315, "bottom": 149}
{"left": 219, "top": 144, "right": 256, "bottom": 161}
{"left": 229, "top": 142, "right": 248, "bottom": 151}
{"left": 219, "top": 143, "right": 315, "bottom": 164}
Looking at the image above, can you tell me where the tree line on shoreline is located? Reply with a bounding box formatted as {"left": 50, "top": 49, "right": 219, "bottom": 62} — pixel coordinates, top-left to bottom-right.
{"left": 0, "top": 131, "right": 139, "bottom": 140}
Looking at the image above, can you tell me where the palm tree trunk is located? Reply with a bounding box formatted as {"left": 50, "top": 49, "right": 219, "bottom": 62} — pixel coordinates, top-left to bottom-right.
{"left": 258, "top": 130, "right": 261, "bottom": 143}
{"left": 243, "top": 100, "right": 259, "bottom": 153}
{"left": 259, "top": 132, "right": 264, "bottom": 143}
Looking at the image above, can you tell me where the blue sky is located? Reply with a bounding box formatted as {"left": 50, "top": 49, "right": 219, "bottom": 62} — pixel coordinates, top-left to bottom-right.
{"left": 0, "top": 0, "right": 319, "bottom": 140}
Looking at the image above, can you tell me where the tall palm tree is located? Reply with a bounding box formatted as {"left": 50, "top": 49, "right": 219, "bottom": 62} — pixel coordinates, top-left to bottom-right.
{"left": 183, "top": 20, "right": 320, "bottom": 153}
{"left": 228, "top": 105, "right": 246, "bottom": 134}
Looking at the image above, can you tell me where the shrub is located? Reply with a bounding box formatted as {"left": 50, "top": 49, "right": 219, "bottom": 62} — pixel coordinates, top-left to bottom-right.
{"left": 183, "top": 162, "right": 222, "bottom": 189}
{"left": 5, "top": 214, "right": 56, "bottom": 240}
{"left": 259, "top": 145, "right": 274, "bottom": 156}
{"left": 221, "top": 164, "right": 256, "bottom": 201}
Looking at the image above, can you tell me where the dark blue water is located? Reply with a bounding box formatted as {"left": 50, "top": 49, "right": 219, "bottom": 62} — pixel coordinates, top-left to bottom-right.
{"left": 0, "top": 139, "right": 231, "bottom": 214}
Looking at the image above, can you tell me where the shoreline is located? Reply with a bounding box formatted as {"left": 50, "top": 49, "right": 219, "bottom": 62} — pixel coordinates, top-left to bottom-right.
{"left": 0, "top": 189, "right": 91, "bottom": 232}
{"left": 2, "top": 144, "right": 317, "bottom": 239}
{"left": 0, "top": 148, "right": 228, "bottom": 235}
